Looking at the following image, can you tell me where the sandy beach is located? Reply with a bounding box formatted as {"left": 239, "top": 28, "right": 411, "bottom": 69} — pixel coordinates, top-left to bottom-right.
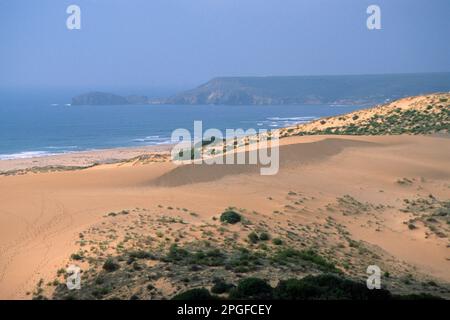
{"left": 0, "top": 144, "right": 172, "bottom": 173}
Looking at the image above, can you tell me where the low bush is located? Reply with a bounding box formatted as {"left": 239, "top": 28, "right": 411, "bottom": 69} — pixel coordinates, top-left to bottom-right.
{"left": 220, "top": 210, "right": 241, "bottom": 224}
{"left": 229, "top": 277, "right": 273, "bottom": 299}
{"left": 211, "top": 279, "right": 235, "bottom": 294}
{"left": 274, "top": 275, "right": 391, "bottom": 300}
{"left": 165, "top": 245, "right": 226, "bottom": 266}
{"left": 128, "top": 250, "right": 154, "bottom": 259}
{"left": 102, "top": 258, "right": 120, "bottom": 272}
{"left": 248, "top": 232, "right": 259, "bottom": 244}
{"left": 408, "top": 223, "right": 417, "bottom": 230}
{"left": 259, "top": 232, "right": 270, "bottom": 241}
{"left": 166, "top": 244, "right": 190, "bottom": 261}
{"left": 272, "top": 248, "right": 338, "bottom": 273}
{"left": 226, "top": 247, "right": 262, "bottom": 272}
{"left": 272, "top": 238, "right": 283, "bottom": 245}
{"left": 70, "top": 253, "right": 83, "bottom": 261}
{"left": 274, "top": 275, "right": 392, "bottom": 300}
{"left": 191, "top": 249, "right": 226, "bottom": 266}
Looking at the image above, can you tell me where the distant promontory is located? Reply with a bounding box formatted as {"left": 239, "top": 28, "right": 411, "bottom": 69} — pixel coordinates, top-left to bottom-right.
{"left": 72, "top": 73, "right": 450, "bottom": 106}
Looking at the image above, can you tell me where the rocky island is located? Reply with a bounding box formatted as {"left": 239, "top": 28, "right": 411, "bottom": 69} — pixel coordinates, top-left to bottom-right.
{"left": 71, "top": 91, "right": 149, "bottom": 106}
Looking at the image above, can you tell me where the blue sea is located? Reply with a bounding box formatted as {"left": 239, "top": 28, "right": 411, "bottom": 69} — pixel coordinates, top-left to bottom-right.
{"left": 0, "top": 90, "right": 363, "bottom": 160}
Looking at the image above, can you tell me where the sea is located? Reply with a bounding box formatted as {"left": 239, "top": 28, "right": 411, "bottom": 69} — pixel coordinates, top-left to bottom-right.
{"left": 0, "top": 89, "right": 364, "bottom": 160}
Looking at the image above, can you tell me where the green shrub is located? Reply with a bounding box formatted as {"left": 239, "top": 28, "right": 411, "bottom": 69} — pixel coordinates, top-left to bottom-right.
{"left": 272, "top": 238, "right": 283, "bottom": 245}
{"left": 102, "top": 258, "right": 120, "bottom": 272}
{"left": 211, "top": 279, "right": 235, "bottom": 294}
{"left": 166, "top": 244, "right": 190, "bottom": 261}
{"left": 128, "top": 250, "right": 154, "bottom": 259}
{"left": 273, "top": 278, "right": 304, "bottom": 300}
{"left": 298, "top": 250, "right": 336, "bottom": 271}
{"left": 248, "top": 232, "right": 259, "bottom": 244}
{"left": 92, "top": 286, "right": 111, "bottom": 299}
{"left": 229, "top": 278, "right": 273, "bottom": 299}
{"left": 226, "top": 247, "right": 262, "bottom": 272}
{"left": 434, "top": 207, "right": 450, "bottom": 217}
{"left": 70, "top": 253, "right": 83, "bottom": 261}
{"left": 408, "top": 223, "right": 417, "bottom": 230}
{"left": 165, "top": 245, "right": 226, "bottom": 266}
{"left": 274, "top": 275, "right": 391, "bottom": 300}
{"left": 191, "top": 249, "right": 226, "bottom": 266}
{"left": 259, "top": 232, "right": 270, "bottom": 241}
{"left": 426, "top": 280, "right": 437, "bottom": 287}
{"left": 220, "top": 210, "right": 241, "bottom": 224}
{"left": 272, "top": 248, "right": 338, "bottom": 272}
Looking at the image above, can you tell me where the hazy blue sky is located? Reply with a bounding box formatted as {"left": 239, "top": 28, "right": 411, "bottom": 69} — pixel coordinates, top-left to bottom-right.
{"left": 1, "top": 0, "right": 449, "bottom": 89}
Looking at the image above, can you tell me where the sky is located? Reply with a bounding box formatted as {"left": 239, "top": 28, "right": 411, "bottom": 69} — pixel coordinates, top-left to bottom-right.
{"left": 0, "top": 0, "right": 449, "bottom": 90}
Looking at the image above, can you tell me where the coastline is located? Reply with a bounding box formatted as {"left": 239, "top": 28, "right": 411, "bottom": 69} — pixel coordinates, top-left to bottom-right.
{"left": 0, "top": 144, "right": 173, "bottom": 172}
{"left": 1, "top": 91, "right": 448, "bottom": 173}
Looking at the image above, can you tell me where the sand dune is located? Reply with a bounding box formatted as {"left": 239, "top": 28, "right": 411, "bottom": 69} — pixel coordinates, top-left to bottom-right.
{"left": 152, "top": 138, "right": 376, "bottom": 187}
{"left": 0, "top": 134, "right": 449, "bottom": 299}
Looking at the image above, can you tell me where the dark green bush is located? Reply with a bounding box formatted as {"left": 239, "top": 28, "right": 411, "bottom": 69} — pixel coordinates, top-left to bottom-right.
{"left": 102, "top": 258, "right": 120, "bottom": 272}
{"left": 259, "top": 232, "right": 270, "bottom": 241}
{"left": 70, "top": 253, "right": 83, "bottom": 261}
{"left": 211, "top": 279, "right": 235, "bottom": 294}
{"left": 274, "top": 275, "right": 391, "bottom": 300}
{"left": 408, "top": 223, "right": 417, "bottom": 230}
{"left": 128, "top": 250, "right": 154, "bottom": 259}
{"left": 273, "top": 278, "right": 304, "bottom": 300}
{"left": 92, "top": 286, "right": 111, "bottom": 299}
{"left": 434, "top": 207, "right": 450, "bottom": 217}
{"left": 166, "top": 244, "right": 190, "bottom": 261}
{"left": 229, "top": 277, "right": 273, "bottom": 300}
{"left": 272, "top": 238, "right": 283, "bottom": 245}
{"left": 165, "top": 245, "right": 226, "bottom": 266}
{"left": 248, "top": 232, "right": 259, "bottom": 244}
{"left": 226, "top": 247, "right": 262, "bottom": 272}
{"left": 220, "top": 210, "right": 241, "bottom": 224}
{"left": 191, "top": 249, "right": 226, "bottom": 266}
